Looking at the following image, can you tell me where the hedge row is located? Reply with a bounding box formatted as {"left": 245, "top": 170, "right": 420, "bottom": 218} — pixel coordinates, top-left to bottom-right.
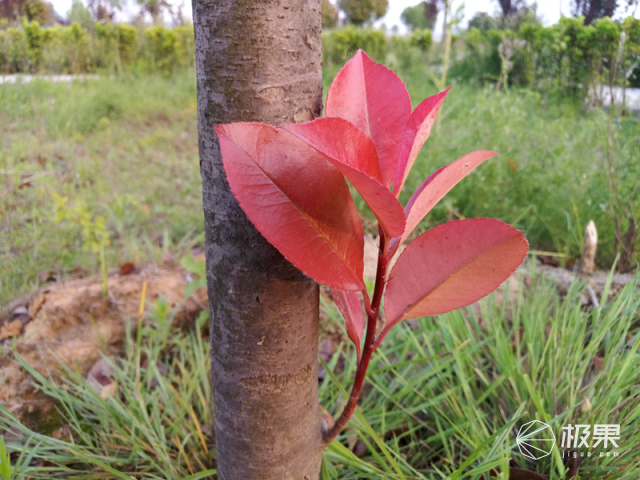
{"left": 0, "top": 21, "right": 194, "bottom": 75}
{"left": 452, "top": 16, "right": 640, "bottom": 95}
{"left": 4, "top": 16, "right": 638, "bottom": 97}
{"left": 322, "top": 25, "right": 432, "bottom": 65}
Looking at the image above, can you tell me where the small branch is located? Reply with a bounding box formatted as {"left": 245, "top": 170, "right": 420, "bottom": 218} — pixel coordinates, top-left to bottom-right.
{"left": 323, "top": 231, "right": 390, "bottom": 445}
{"left": 586, "top": 284, "right": 600, "bottom": 308}
{"left": 578, "top": 220, "right": 597, "bottom": 276}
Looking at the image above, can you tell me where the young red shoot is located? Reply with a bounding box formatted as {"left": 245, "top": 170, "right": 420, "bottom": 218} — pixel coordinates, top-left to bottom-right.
{"left": 215, "top": 50, "right": 528, "bottom": 445}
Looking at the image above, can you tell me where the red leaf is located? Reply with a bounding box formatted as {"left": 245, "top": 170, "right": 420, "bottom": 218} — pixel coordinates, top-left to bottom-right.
{"left": 119, "top": 262, "right": 136, "bottom": 275}
{"left": 380, "top": 219, "right": 527, "bottom": 346}
{"left": 283, "top": 118, "right": 405, "bottom": 237}
{"left": 216, "top": 122, "right": 365, "bottom": 291}
{"left": 326, "top": 50, "right": 411, "bottom": 188}
{"left": 392, "top": 151, "right": 497, "bottom": 251}
{"left": 331, "top": 288, "right": 364, "bottom": 360}
{"left": 393, "top": 87, "right": 451, "bottom": 196}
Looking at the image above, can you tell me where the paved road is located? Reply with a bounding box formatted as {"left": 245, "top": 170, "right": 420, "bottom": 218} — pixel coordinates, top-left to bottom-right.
{"left": 0, "top": 74, "right": 100, "bottom": 84}
{"left": 593, "top": 85, "right": 640, "bottom": 111}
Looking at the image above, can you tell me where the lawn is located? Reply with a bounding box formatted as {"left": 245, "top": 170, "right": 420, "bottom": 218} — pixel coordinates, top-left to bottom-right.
{"left": 1, "top": 71, "right": 202, "bottom": 306}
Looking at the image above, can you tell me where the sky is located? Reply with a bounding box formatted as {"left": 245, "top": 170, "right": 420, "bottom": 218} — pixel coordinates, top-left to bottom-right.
{"left": 48, "top": 0, "right": 635, "bottom": 33}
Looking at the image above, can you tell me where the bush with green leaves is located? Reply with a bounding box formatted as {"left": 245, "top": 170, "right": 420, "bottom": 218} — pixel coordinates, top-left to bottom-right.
{"left": 0, "top": 21, "right": 194, "bottom": 75}
{"left": 22, "top": 19, "right": 46, "bottom": 70}
{"left": 141, "top": 25, "right": 194, "bottom": 76}
{"left": 95, "top": 22, "right": 138, "bottom": 72}
{"left": 322, "top": 25, "right": 387, "bottom": 64}
{"left": 452, "top": 15, "right": 640, "bottom": 99}
{"left": 0, "top": 27, "right": 29, "bottom": 73}
{"left": 43, "top": 23, "right": 94, "bottom": 74}
{"left": 410, "top": 28, "right": 432, "bottom": 53}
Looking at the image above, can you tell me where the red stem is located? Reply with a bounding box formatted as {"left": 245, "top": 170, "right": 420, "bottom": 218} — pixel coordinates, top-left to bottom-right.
{"left": 323, "top": 230, "right": 389, "bottom": 445}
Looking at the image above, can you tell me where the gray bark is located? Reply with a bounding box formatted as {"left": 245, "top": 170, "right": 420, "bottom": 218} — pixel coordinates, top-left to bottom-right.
{"left": 191, "top": 1, "right": 324, "bottom": 479}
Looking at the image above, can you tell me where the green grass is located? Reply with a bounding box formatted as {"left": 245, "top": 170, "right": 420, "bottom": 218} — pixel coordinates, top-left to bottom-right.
{"left": 1, "top": 268, "right": 639, "bottom": 478}
{"left": 1, "top": 70, "right": 202, "bottom": 306}
{"left": 2, "top": 63, "right": 639, "bottom": 306}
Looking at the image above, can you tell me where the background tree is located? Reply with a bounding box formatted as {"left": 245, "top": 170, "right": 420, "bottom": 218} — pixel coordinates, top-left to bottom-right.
{"left": 468, "top": 11, "right": 498, "bottom": 32}
{"left": 322, "top": 0, "right": 338, "bottom": 29}
{"left": 424, "top": 0, "right": 439, "bottom": 29}
{"left": 23, "top": 0, "right": 52, "bottom": 23}
{"left": 67, "top": 0, "right": 93, "bottom": 30}
{"left": 496, "top": 0, "right": 526, "bottom": 16}
{"left": 571, "top": 0, "right": 618, "bottom": 24}
{"left": 192, "top": 0, "right": 324, "bottom": 479}
{"left": 401, "top": 2, "right": 429, "bottom": 31}
{"left": 1, "top": 0, "right": 53, "bottom": 23}
{"left": 494, "top": 0, "right": 539, "bottom": 30}
{"left": 86, "top": 0, "right": 120, "bottom": 22}
{"left": 338, "top": 0, "right": 388, "bottom": 26}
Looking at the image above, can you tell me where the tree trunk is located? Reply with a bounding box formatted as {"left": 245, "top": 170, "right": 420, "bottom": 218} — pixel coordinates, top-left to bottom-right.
{"left": 192, "top": 1, "right": 324, "bottom": 479}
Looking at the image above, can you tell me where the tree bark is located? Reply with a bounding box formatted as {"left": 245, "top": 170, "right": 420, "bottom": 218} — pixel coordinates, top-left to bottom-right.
{"left": 192, "top": 1, "right": 324, "bottom": 479}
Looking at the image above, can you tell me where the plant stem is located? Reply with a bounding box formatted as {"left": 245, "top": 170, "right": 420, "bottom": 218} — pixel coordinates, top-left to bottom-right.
{"left": 323, "top": 231, "right": 389, "bottom": 445}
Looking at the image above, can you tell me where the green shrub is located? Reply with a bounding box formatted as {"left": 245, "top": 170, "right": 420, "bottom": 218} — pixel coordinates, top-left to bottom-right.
{"left": 410, "top": 28, "right": 432, "bottom": 53}
{"left": 43, "top": 23, "right": 93, "bottom": 74}
{"left": 322, "top": 25, "right": 387, "bottom": 64}
{"left": 95, "top": 23, "right": 138, "bottom": 72}
{"left": 173, "top": 25, "right": 195, "bottom": 69}
{"left": 0, "top": 27, "right": 29, "bottom": 73}
{"left": 385, "top": 35, "right": 428, "bottom": 76}
{"left": 142, "top": 25, "right": 183, "bottom": 75}
{"left": 451, "top": 15, "right": 634, "bottom": 101}
{"left": 23, "top": 19, "right": 46, "bottom": 71}
{"left": 0, "top": 22, "right": 193, "bottom": 75}
{"left": 623, "top": 16, "right": 640, "bottom": 87}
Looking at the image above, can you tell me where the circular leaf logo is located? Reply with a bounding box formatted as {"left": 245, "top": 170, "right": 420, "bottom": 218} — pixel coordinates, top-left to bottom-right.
{"left": 516, "top": 420, "right": 556, "bottom": 460}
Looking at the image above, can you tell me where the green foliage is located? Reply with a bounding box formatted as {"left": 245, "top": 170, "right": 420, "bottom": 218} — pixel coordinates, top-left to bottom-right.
{"left": 0, "top": 437, "right": 12, "bottom": 480}
{"left": 43, "top": 22, "right": 93, "bottom": 74}
{"left": 95, "top": 22, "right": 138, "bottom": 71}
{"left": 321, "top": 0, "right": 338, "bottom": 29}
{"left": 410, "top": 28, "right": 432, "bottom": 52}
{"left": 22, "top": 19, "right": 46, "bottom": 70}
{"left": 337, "top": 0, "right": 388, "bottom": 26}
{"left": 0, "top": 27, "right": 28, "bottom": 73}
{"left": 0, "top": 22, "right": 193, "bottom": 74}
{"left": 467, "top": 11, "right": 498, "bottom": 33}
{"left": 322, "top": 25, "right": 387, "bottom": 63}
{"left": 384, "top": 34, "right": 428, "bottom": 75}
{"left": 53, "top": 192, "right": 111, "bottom": 294}
{"left": 0, "top": 299, "right": 217, "bottom": 479}
{"left": 142, "top": 25, "right": 194, "bottom": 75}
{"left": 623, "top": 16, "right": 640, "bottom": 87}
{"left": 22, "top": 0, "right": 52, "bottom": 25}
{"left": 0, "top": 70, "right": 200, "bottom": 306}
{"left": 53, "top": 193, "right": 110, "bottom": 254}
{"left": 400, "top": 2, "right": 429, "bottom": 32}
{"left": 451, "top": 15, "right": 637, "bottom": 99}
{"left": 67, "top": 0, "right": 94, "bottom": 31}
